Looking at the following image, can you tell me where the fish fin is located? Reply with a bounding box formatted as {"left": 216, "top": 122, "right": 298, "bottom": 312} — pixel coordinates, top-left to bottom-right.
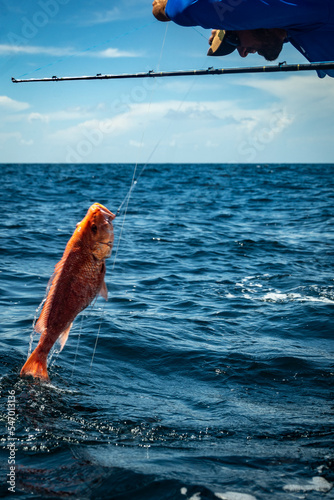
{"left": 58, "top": 323, "right": 72, "bottom": 352}
{"left": 99, "top": 280, "right": 108, "bottom": 301}
{"left": 35, "top": 315, "right": 46, "bottom": 334}
{"left": 35, "top": 307, "right": 51, "bottom": 334}
{"left": 20, "top": 347, "right": 49, "bottom": 381}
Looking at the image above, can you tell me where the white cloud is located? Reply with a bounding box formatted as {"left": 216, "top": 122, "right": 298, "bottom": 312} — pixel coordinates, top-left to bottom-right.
{"left": 44, "top": 99, "right": 288, "bottom": 163}
{"left": 20, "top": 139, "right": 34, "bottom": 146}
{"left": 234, "top": 74, "right": 334, "bottom": 147}
{"left": 95, "top": 48, "right": 140, "bottom": 58}
{"left": 0, "top": 96, "right": 29, "bottom": 112}
{"left": 0, "top": 132, "right": 33, "bottom": 151}
{"left": 165, "top": 104, "right": 220, "bottom": 121}
{"left": 28, "top": 112, "right": 49, "bottom": 124}
{"left": 236, "top": 74, "right": 334, "bottom": 111}
{"left": 44, "top": 99, "right": 293, "bottom": 150}
{"left": 50, "top": 114, "right": 134, "bottom": 145}
{"left": 0, "top": 44, "right": 74, "bottom": 57}
{"left": 28, "top": 107, "right": 92, "bottom": 124}
{"left": 129, "top": 139, "right": 143, "bottom": 148}
{"left": 0, "top": 43, "right": 141, "bottom": 59}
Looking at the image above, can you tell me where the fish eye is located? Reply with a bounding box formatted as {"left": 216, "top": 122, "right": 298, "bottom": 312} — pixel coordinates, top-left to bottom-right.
{"left": 91, "top": 223, "right": 98, "bottom": 234}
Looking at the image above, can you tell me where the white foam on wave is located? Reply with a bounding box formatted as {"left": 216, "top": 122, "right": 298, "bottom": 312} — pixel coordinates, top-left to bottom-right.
{"left": 188, "top": 493, "right": 201, "bottom": 500}
{"left": 215, "top": 492, "right": 257, "bottom": 500}
{"left": 262, "top": 291, "right": 334, "bottom": 304}
{"left": 283, "top": 476, "right": 333, "bottom": 493}
{"left": 180, "top": 491, "right": 201, "bottom": 500}
{"left": 262, "top": 292, "right": 301, "bottom": 303}
{"left": 181, "top": 488, "right": 257, "bottom": 500}
{"left": 230, "top": 276, "right": 334, "bottom": 304}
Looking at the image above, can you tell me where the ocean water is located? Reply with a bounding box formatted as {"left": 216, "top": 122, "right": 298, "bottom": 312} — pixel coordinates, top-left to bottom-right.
{"left": 0, "top": 163, "right": 333, "bottom": 500}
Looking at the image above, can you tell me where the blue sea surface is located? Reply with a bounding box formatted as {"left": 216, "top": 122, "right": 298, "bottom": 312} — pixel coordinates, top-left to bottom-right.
{"left": 0, "top": 164, "right": 333, "bottom": 499}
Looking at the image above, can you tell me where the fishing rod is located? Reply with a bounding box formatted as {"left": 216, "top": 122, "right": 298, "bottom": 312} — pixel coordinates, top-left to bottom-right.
{"left": 11, "top": 61, "right": 334, "bottom": 83}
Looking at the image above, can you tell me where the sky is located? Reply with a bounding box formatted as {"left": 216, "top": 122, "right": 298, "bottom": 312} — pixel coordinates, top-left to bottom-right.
{"left": 0, "top": 0, "right": 333, "bottom": 164}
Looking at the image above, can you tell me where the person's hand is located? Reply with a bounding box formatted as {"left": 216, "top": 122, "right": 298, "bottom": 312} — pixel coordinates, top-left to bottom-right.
{"left": 152, "top": 0, "right": 170, "bottom": 22}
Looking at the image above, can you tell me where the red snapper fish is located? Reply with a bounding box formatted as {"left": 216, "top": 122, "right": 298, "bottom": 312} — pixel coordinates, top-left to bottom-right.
{"left": 20, "top": 203, "right": 115, "bottom": 381}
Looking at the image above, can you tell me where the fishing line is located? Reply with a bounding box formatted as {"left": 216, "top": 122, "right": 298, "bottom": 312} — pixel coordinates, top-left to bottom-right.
{"left": 70, "top": 294, "right": 108, "bottom": 378}
{"left": 111, "top": 30, "right": 202, "bottom": 269}
{"left": 27, "top": 297, "right": 47, "bottom": 357}
{"left": 111, "top": 23, "right": 169, "bottom": 270}
{"left": 157, "top": 22, "right": 169, "bottom": 71}
{"left": 88, "top": 25, "right": 170, "bottom": 374}
{"left": 89, "top": 310, "right": 104, "bottom": 375}
{"left": 191, "top": 26, "right": 210, "bottom": 41}
{"left": 71, "top": 314, "right": 84, "bottom": 379}
{"left": 112, "top": 165, "right": 138, "bottom": 271}
{"left": 87, "top": 26, "right": 213, "bottom": 376}
{"left": 87, "top": 164, "right": 141, "bottom": 372}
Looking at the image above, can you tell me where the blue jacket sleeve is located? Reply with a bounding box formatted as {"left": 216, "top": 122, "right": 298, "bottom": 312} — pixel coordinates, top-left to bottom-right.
{"left": 165, "top": 0, "right": 331, "bottom": 31}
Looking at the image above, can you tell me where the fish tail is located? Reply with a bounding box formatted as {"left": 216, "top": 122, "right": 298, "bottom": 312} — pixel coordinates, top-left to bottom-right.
{"left": 20, "top": 346, "right": 49, "bottom": 380}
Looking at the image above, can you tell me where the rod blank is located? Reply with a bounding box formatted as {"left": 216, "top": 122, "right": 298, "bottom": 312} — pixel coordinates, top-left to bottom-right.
{"left": 12, "top": 61, "right": 334, "bottom": 83}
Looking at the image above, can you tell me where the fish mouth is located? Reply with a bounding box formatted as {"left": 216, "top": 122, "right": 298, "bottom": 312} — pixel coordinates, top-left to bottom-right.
{"left": 96, "top": 204, "right": 116, "bottom": 221}
{"left": 90, "top": 203, "right": 116, "bottom": 223}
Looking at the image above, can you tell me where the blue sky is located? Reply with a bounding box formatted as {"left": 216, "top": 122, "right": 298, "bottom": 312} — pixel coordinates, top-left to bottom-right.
{"left": 1, "top": 0, "right": 333, "bottom": 163}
